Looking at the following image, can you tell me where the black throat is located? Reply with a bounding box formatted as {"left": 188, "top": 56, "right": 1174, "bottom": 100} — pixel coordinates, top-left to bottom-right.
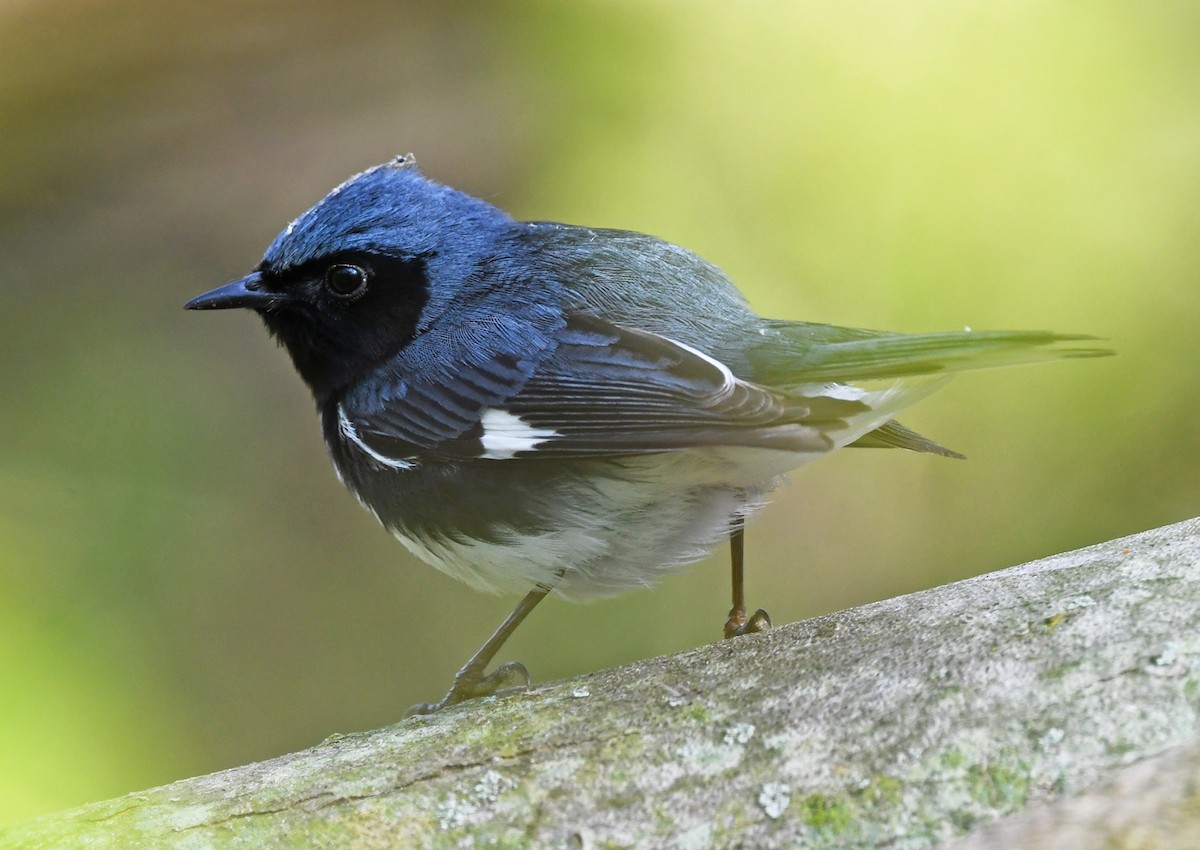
{"left": 258, "top": 253, "right": 432, "bottom": 406}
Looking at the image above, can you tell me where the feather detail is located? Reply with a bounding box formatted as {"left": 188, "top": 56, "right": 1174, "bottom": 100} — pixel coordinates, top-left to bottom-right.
{"left": 751, "top": 325, "right": 1111, "bottom": 385}
{"left": 849, "top": 420, "right": 965, "bottom": 459}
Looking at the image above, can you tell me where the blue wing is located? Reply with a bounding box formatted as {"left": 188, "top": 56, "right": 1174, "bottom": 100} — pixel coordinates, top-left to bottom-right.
{"left": 337, "top": 311, "right": 866, "bottom": 464}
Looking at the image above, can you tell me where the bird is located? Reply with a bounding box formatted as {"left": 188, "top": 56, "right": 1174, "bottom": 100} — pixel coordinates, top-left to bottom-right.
{"left": 185, "top": 154, "right": 1108, "bottom": 713}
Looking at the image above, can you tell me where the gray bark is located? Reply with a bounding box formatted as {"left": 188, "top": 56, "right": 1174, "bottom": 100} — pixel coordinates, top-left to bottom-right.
{"left": 4, "top": 518, "right": 1200, "bottom": 850}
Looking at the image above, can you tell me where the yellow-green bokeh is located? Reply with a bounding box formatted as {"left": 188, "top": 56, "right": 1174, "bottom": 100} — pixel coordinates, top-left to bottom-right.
{"left": 2, "top": 0, "right": 1197, "bottom": 824}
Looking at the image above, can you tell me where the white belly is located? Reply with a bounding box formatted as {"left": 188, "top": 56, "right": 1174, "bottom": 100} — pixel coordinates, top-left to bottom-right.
{"left": 386, "top": 446, "right": 818, "bottom": 601}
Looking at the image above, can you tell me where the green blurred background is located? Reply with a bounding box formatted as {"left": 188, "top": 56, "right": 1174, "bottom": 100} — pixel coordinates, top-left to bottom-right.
{"left": 2, "top": 0, "right": 1197, "bottom": 823}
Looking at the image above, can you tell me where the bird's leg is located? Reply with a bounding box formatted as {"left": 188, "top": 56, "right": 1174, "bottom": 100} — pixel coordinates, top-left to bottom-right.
{"left": 723, "top": 515, "right": 771, "bottom": 639}
{"left": 406, "top": 583, "right": 551, "bottom": 715}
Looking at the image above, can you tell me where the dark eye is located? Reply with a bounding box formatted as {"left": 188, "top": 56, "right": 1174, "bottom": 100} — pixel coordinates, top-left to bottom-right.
{"left": 325, "top": 264, "right": 368, "bottom": 299}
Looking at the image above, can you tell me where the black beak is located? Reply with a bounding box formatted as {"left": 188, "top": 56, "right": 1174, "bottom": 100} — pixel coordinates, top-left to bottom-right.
{"left": 184, "top": 271, "right": 282, "bottom": 311}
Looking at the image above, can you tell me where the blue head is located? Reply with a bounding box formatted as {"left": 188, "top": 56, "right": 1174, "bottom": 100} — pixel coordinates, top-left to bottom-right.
{"left": 261, "top": 155, "right": 506, "bottom": 271}
{"left": 185, "top": 156, "right": 513, "bottom": 401}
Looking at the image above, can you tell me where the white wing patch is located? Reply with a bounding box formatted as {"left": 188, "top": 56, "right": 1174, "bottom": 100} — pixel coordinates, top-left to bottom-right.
{"left": 337, "top": 404, "right": 418, "bottom": 470}
{"left": 479, "top": 408, "right": 559, "bottom": 459}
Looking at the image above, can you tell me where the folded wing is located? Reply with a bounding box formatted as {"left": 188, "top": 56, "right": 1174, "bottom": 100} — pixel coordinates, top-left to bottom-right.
{"left": 341, "top": 313, "right": 869, "bottom": 464}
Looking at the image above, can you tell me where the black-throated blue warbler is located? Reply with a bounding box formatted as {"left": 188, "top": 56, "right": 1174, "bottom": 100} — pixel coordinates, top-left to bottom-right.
{"left": 186, "top": 155, "right": 1107, "bottom": 713}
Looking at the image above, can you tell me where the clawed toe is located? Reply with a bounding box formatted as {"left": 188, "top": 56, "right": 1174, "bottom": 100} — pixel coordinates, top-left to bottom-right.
{"left": 405, "top": 660, "right": 532, "bottom": 716}
{"left": 724, "top": 607, "right": 772, "bottom": 639}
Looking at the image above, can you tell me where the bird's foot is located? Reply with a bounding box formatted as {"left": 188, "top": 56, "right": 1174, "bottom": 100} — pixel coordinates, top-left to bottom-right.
{"left": 724, "top": 607, "right": 772, "bottom": 639}
{"left": 405, "top": 660, "right": 531, "bottom": 716}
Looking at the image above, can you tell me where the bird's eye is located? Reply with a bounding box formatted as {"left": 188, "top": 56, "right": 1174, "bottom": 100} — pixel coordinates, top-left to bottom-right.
{"left": 325, "top": 264, "right": 369, "bottom": 299}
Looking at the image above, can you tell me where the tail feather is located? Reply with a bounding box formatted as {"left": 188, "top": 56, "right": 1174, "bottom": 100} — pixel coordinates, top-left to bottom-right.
{"left": 849, "top": 420, "right": 966, "bottom": 459}
{"left": 752, "top": 323, "right": 1111, "bottom": 384}
{"left": 754, "top": 323, "right": 1112, "bottom": 459}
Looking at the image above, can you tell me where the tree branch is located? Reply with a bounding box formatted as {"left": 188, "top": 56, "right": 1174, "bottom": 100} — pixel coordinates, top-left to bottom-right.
{"left": 5, "top": 518, "right": 1200, "bottom": 849}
